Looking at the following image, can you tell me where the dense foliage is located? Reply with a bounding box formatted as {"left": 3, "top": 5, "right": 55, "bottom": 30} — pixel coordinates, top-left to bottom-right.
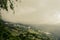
{"left": 0, "top": 17, "right": 57, "bottom": 40}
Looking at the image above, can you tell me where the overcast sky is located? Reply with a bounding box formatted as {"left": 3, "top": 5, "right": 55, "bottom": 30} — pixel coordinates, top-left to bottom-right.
{"left": 1, "top": 0, "right": 60, "bottom": 25}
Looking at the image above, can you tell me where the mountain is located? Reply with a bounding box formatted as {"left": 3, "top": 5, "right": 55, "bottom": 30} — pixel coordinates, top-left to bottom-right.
{"left": 32, "top": 24, "right": 60, "bottom": 40}
{"left": 0, "top": 19, "right": 57, "bottom": 40}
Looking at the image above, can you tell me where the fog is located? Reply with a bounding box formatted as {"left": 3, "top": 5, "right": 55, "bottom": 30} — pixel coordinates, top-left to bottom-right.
{"left": 1, "top": 0, "right": 60, "bottom": 24}
{"left": 1, "top": 0, "right": 60, "bottom": 39}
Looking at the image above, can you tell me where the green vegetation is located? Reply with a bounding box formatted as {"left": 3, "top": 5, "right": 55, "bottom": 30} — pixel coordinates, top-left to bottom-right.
{"left": 0, "top": 17, "right": 57, "bottom": 40}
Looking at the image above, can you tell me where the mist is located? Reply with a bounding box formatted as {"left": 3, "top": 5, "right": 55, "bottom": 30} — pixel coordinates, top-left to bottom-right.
{"left": 1, "top": 0, "right": 60, "bottom": 24}
{"left": 1, "top": 0, "right": 60, "bottom": 39}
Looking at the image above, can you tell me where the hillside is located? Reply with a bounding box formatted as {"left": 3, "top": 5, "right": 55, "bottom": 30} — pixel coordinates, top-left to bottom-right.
{"left": 0, "top": 19, "right": 57, "bottom": 40}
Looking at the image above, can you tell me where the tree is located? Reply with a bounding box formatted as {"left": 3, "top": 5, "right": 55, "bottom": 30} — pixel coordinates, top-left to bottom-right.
{"left": 0, "top": 0, "right": 21, "bottom": 11}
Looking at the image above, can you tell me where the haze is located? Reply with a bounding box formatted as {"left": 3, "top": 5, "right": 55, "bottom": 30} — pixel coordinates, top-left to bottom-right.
{"left": 1, "top": 0, "right": 60, "bottom": 25}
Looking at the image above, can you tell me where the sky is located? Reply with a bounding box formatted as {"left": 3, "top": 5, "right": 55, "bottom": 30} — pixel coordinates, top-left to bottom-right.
{"left": 1, "top": 0, "right": 60, "bottom": 25}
